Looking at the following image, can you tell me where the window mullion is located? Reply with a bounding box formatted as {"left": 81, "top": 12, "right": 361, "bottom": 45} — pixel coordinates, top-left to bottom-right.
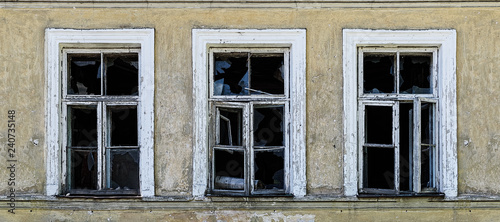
{"left": 393, "top": 103, "right": 400, "bottom": 192}
{"left": 247, "top": 52, "right": 252, "bottom": 95}
{"left": 246, "top": 102, "right": 252, "bottom": 195}
{"left": 396, "top": 52, "right": 400, "bottom": 94}
{"left": 96, "top": 102, "right": 104, "bottom": 191}
{"left": 413, "top": 98, "right": 422, "bottom": 193}
{"left": 100, "top": 52, "right": 104, "bottom": 96}
{"left": 284, "top": 101, "right": 291, "bottom": 194}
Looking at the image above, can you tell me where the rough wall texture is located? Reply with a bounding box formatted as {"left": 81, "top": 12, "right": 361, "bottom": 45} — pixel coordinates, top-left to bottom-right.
{"left": 0, "top": 4, "right": 500, "bottom": 220}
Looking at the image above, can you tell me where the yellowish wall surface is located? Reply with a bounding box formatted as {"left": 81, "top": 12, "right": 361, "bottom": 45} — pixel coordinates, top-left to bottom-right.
{"left": 1, "top": 4, "right": 500, "bottom": 220}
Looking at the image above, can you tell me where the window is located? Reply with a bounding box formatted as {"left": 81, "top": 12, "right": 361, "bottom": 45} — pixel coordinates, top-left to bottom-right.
{"left": 210, "top": 49, "right": 289, "bottom": 195}
{"left": 192, "top": 29, "right": 306, "bottom": 197}
{"left": 343, "top": 29, "right": 457, "bottom": 197}
{"left": 359, "top": 48, "right": 438, "bottom": 194}
{"left": 63, "top": 50, "right": 140, "bottom": 195}
{"left": 45, "top": 29, "right": 155, "bottom": 197}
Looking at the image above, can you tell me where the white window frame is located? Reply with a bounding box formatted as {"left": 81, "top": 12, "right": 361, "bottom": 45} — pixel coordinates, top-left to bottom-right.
{"left": 192, "top": 29, "right": 306, "bottom": 198}
{"left": 343, "top": 29, "right": 457, "bottom": 197}
{"left": 45, "top": 29, "right": 155, "bottom": 197}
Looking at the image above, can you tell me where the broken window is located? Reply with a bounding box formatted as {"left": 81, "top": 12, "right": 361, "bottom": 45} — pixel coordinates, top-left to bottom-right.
{"left": 209, "top": 48, "right": 289, "bottom": 196}
{"left": 63, "top": 49, "right": 140, "bottom": 196}
{"left": 358, "top": 48, "right": 438, "bottom": 195}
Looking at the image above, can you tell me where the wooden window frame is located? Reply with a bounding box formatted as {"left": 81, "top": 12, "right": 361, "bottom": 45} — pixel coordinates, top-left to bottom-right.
{"left": 192, "top": 29, "right": 306, "bottom": 198}
{"left": 208, "top": 48, "right": 290, "bottom": 196}
{"left": 357, "top": 48, "right": 439, "bottom": 195}
{"left": 343, "top": 29, "right": 457, "bottom": 197}
{"left": 45, "top": 29, "right": 155, "bottom": 197}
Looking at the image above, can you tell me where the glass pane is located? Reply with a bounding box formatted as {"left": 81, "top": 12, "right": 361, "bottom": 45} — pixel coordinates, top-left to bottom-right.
{"left": 213, "top": 53, "right": 249, "bottom": 95}
{"left": 364, "top": 147, "right": 394, "bottom": 189}
{"left": 400, "top": 54, "right": 432, "bottom": 94}
{"left": 105, "top": 54, "right": 139, "bottom": 95}
{"left": 69, "top": 106, "right": 98, "bottom": 147}
{"left": 107, "top": 149, "right": 139, "bottom": 190}
{"left": 254, "top": 149, "right": 284, "bottom": 190}
{"left": 421, "top": 103, "right": 434, "bottom": 145}
{"left": 254, "top": 106, "right": 284, "bottom": 146}
{"left": 365, "top": 105, "right": 393, "bottom": 145}
{"left": 214, "top": 149, "right": 244, "bottom": 190}
{"left": 69, "top": 149, "right": 97, "bottom": 190}
{"left": 250, "top": 54, "right": 285, "bottom": 95}
{"left": 421, "top": 102, "right": 435, "bottom": 189}
{"left": 68, "top": 54, "right": 101, "bottom": 95}
{"left": 218, "top": 108, "right": 242, "bottom": 146}
{"left": 399, "top": 103, "right": 413, "bottom": 191}
{"left": 421, "top": 146, "right": 433, "bottom": 189}
{"left": 109, "top": 107, "right": 138, "bottom": 146}
{"left": 363, "top": 54, "right": 395, "bottom": 93}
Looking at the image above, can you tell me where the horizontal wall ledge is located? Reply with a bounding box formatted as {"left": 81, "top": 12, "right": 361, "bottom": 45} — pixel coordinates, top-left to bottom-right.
{"left": 2, "top": 1, "right": 500, "bottom": 9}
{"left": 2, "top": 195, "right": 500, "bottom": 211}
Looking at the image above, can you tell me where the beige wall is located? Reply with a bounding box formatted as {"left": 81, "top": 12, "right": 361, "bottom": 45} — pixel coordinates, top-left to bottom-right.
{"left": 1, "top": 4, "right": 500, "bottom": 220}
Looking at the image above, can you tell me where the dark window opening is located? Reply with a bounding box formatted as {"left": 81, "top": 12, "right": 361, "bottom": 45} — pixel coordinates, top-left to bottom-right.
{"left": 68, "top": 54, "right": 101, "bottom": 95}
{"left": 254, "top": 106, "right": 284, "bottom": 146}
{"left": 363, "top": 54, "right": 395, "bottom": 93}
{"left": 107, "top": 149, "right": 139, "bottom": 190}
{"left": 214, "top": 149, "right": 245, "bottom": 190}
{"left": 218, "top": 108, "right": 242, "bottom": 146}
{"left": 399, "top": 54, "right": 432, "bottom": 94}
{"left": 254, "top": 149, "right": 284, "bottom": 190}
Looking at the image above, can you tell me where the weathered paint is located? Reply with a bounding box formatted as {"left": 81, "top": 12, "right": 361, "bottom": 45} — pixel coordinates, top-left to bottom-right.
{"left": 0, "top": 3, "right": 499, "bottom": 221}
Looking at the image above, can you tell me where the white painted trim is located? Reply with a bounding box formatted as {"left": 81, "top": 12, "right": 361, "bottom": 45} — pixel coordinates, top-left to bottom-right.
{"left": 192, "top": 29, "right": 306, "bottom": 198}
{"left": 342, "top": 29, "right": 457, "bottom": 197}
{"left": 45, "top": 28, "right": 155, "bottom": 197}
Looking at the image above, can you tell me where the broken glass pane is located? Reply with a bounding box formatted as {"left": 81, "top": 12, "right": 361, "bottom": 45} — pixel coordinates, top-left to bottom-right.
{"left": 105, "top": 54, "right": 139, "bottom": 95}
{"left": 254, "top": 149, "right": 284, "bottom": 190}
{"left": 218, "top": 108, "right": 242, "bottom": 146}
{"left": 399, "top": 103, "right": 413, "bottom": 191}
{"left": 400, "top": 54, "right": 432, "bottom": 94}
{"left": 69, "top": 149, "right": 97, "bottom": 190}
{"left": 254, "top": 106, "right": 284, "bottom": 146}
{"left": 364, "top": 147, "right": 394, "bottom": 189}
{"left": 69, "top": 106, "right": 98, "bottom": 147}
{"left": 365, "top": 105, "right": 393, "bottom": 145}
{"left": 107, "top": 149, "right": 139, "bottom": 190}
{"left": 363, "top": 54, "right": 395, "bottom": 93}
{"left": 68, "top": 54, "right": 101, "bottom": 95}
{"left": 213, "top": 53, "right": 249, "bottom": 96}
{"left": 109, "top": 107, "right": 138, "bottom": 146}
{"left": 250, "top": 54, "right": 285, "bottom": 95}
{"left": 214, "top": 149, "right": 244, "bottom": 190}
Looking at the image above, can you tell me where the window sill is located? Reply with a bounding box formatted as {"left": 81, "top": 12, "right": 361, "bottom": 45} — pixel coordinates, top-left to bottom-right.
{"left": 57, "top": 195, "right": 141, "bottom": 199}
{"left": 205, "top": 193, "right": 295, "bottom": 202}
{"left": 357, "top": 193, "right": 445, "bottom": 198}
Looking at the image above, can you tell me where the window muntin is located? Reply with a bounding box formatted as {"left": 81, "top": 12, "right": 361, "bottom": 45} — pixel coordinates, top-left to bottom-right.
{"left": 209, "top": 48, "right": 290, "bottom": 196}
{"left": 358, "top": 48, "right": 439, "bottom": 195}
{"left": 63, "top": 49, "right": 140, "bottom": 195}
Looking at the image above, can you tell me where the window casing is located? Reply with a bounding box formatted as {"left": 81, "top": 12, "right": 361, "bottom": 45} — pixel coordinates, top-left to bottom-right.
{"left": 208, "top": 48, "right": 290, "bottom": 195}
{"left": 357, "top": 48, "right": 439, "bottom": 195}
{"left": 45, "top": 29, "right": 154, "bottom": 197}
{"left": 342, "top": 29, "right": 457, "bottom": 197}
{"left": 192, "top": 29, "right": 306, "bottom": 198}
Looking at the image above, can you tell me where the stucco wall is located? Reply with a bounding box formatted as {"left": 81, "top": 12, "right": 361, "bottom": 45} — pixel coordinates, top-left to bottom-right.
{"left": 1, "top": 4, "right": 500, "bottom": 220}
